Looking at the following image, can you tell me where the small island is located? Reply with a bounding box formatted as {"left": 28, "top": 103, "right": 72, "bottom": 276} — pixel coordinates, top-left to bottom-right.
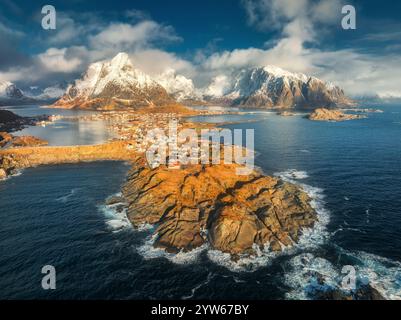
{"left": 277, "top": 111, "right": 296, "bottom": 117}
{"left": 308, "top": 108, "right": 366, "bottom": 122}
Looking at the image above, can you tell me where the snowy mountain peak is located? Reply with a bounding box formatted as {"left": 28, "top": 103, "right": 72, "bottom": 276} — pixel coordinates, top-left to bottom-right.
{"left": 0, "top": 80, "right": 25, "bottom": 99}
{"left": 204, "top": 65, "right": 352, "bottom": 109}
{"left": 110, "top": 52, "right": 132, "bottom": 68}
{"left": 54, "top": 52, "right": 174, "bottom": 110}
{"left": 262, "top": 65, "right": 308, "bottom": 83}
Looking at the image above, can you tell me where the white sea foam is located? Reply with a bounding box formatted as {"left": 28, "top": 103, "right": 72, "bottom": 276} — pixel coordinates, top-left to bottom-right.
{"left": 0, "top": 169, "right": 23, "bottom": 181}
{"left": 98, "top": 194, "right": 131, "bottom": 232}
{"left": 207, "top": 244, "right": 286, "bottom": 272}
{"left": 137, "top": 233, "right": 208, "bottom": 265}
{"left": 275, "top": 169, "right": 309, "bottom": 180}
{"left": 135, "top": 222, "right": 154, "bottom": 232}
{"left": 284, "top": 253, "right": 340, "bottom": 300}
{"left": 182, "top": 272, "right": 215, "bottom": 299}
{"left": 284, "top": 248, "right": 401, "bottom": 300}
{"left": 340, "top": 249, "right": 401, "bottom": 300}
{"left": 275, "top": 169, "right": 331, "bottom": 250}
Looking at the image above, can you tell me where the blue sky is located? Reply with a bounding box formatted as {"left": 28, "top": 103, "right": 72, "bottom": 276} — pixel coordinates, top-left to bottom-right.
{"left": 1, "top": 0, "right": 401, "bottom": 96}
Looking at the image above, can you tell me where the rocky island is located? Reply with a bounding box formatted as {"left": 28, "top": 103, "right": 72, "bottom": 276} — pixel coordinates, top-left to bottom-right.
{"left": 122, "top": 155, "right": 317, "bottom": 257}
{"left": 308, "top": 108, "right": 366, "bottom": 122}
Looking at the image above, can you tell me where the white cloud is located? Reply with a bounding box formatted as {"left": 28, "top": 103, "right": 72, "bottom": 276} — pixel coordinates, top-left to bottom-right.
{"left": 312, "top": 0, "right": 344, "bottom": 24}
{"left": 89, "top": 21, "right": 181, "bottom": 51}
{"left": 38, "top": 48, "right": 82, "bottom": 73}
{"left": 130, "top": 49, "right": 194, "bottom": 76}
{"left": 204, "top": 75, "right": 230, "bottom": 97}
{"left": 46, "top": 16, "right": 86, "bottom": 45}
{"left": 242, "top": 0, "right": 309, "bottom": 30}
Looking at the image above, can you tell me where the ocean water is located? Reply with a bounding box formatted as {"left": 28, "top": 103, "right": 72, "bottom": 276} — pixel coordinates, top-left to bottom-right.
{"left": 1, "top": 104, "right": 401, "bottom": 299}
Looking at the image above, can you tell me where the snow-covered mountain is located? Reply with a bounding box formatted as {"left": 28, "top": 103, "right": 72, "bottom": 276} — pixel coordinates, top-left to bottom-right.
{"left": 51, "top": 52, "right": 351, "bottom": 110}
{"left": 54, "top": 52, "right": 174, "bottom": 110}
{"left": 0, "top": 80, "right": 36, "bottom": 106}
{"left": 204, "top": 66, "right": 352, "bottom": 109}
{"left": 0, "top": 81, "right": 24, "bottom": 99}
{"left": 154, "top": 69, "right": 201, "bottom": 102}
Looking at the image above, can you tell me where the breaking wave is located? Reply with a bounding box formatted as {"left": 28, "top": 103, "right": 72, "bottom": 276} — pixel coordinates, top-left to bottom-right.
{"left": 207, "top": 244, "right": 286, "bottom": 272}
{"left": 338, "top": 248, "right": 401, "bottom": 300}
{"left": 0, "top": 169, "right": 23, "bottom": 181}
{"left": 182, "top": 272, "right": 215, "bottom": 299}
{"left": 275, "top": 169, "right": 330, "bottom": 251}
{"left": 283, "top": 249, "right": 401, "bottom": 300}
{"left": 274, "top": 169, "right": 309, "bottom": 180}
{"left": 284, "top": 253, "right": 340, "bottom": 300}
{"left": 137, "top": 233, "right": 208, "bottom": 265}
{"left": 98, "top": 193, "right": 131, "bottom": 232}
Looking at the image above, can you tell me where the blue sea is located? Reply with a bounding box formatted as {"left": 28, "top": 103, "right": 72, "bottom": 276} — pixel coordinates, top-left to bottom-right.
{"left": 1, "top": 104, "right": 401, "bottom": 299}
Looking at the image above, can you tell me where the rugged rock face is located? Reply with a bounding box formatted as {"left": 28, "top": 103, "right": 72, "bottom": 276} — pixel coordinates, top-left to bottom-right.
{"left": 0, "top": 132, "right": 13, "bottom": 148}
{"left": 9, "top": 135, "right": 48, "bottom": 148}
{"left": 0, "top": 132, "right": 48, "bottom": 149}
{"left": 122, "top": 156, "right": 317, "bottom": 256}
{"left": 53, "top": 53, "right": 175, "bottom": 110}
{"left": 309, "top": 108, "right": 365, "bottom": 121}
{"left": 204, "top": 66, "right": 353, "bottom": 109}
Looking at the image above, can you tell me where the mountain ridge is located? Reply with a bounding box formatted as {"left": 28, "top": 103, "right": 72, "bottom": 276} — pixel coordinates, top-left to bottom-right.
{"left": 203, "top": 66, "right": 353, "bottom": 109}
{"left": 46, "top": 52, "right": 354, "bottom": 110}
